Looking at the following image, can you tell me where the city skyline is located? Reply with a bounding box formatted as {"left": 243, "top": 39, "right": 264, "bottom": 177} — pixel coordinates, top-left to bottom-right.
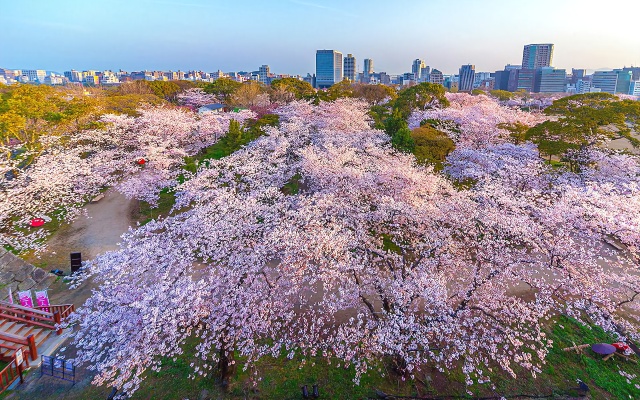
{"left": 2, "top": 0, "right": 639, "bottom": 75}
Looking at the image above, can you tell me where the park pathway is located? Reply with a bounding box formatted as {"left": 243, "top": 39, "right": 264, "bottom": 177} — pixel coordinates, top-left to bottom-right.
{"left": 5, "top": 189, "right": 136, "bottom": 400}
{"left": 28, "top": 189, "right": 136, "bottom": 305}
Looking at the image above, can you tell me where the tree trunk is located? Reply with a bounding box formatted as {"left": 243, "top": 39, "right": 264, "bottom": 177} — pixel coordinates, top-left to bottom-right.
{"left": 217, "top": 347, "right": 236, "bottom": 389}
{"left": 391, "top": 354, "right": 408, "bottom": 377}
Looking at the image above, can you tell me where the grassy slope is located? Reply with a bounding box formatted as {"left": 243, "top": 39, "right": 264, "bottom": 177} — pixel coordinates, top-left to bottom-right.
{"left": 35, "top": 317, "right": 638, "bottom": 400}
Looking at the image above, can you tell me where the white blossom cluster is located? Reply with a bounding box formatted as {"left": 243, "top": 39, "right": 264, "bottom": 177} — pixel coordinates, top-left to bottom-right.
{"left": 408, "top": 93, "right": 548, "bottom": 148}
{"left": 64, "top": 97, "right": 640, "bottom": 396}
{"left": 0, "top": 105, "right": 255, "bottom": 251}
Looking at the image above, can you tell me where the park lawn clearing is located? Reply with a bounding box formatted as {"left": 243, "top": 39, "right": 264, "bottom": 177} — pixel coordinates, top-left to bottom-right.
{"left": 34, "top": 316, "right": 638, "bottom": 399}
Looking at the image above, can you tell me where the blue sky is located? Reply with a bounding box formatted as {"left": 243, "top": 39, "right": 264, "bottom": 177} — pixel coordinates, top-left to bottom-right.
{"left": 1, "top": 0, "right": 638, "bottom": 75}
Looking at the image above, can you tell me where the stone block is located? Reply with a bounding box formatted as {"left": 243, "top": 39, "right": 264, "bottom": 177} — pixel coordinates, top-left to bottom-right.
{"left": 0, "top": 282, "right": 18, "bottom": 300}
{"left": 12, "top": 263, "right": 35, "bottom": 282}
{"left": 35, "top": 275, "right": 57, "bottom": 291}
{"left": 32, "top": 268, "right": 48, "bottom": 283}
{"left": 0, "top": 251, "right": 16, "bottom": 268}
{"left": 17, "top": 277, "right": 36, "bottom": 291}
{"left": 0, "top": 270, "right": 15, "bottom": 284}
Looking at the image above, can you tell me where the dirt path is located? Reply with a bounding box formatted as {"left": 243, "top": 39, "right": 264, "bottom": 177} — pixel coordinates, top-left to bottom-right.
{"left": 5, "top": 190, "right": 137, "bottom": 399}
{"left": 30, "top": 189, "right": 137, "bottom": 306}
{"left": 34, "top": 190, "right": 136, "bottom": 270}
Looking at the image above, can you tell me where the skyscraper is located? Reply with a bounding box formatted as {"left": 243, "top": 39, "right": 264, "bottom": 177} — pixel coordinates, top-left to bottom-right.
{"left": 258, "top": 65, "right": 270, "bottom": 85}
{"left": 412, "top": 59, "right": 425, "bottom": 80}
{"left": 571, "top": 68, "right": 586, "bottom": 84}
{"left": 420, "top": 66, "right": 431, "bottom": 82}
{"left": 516, "top": 69, "right": 536, "bottom": 92}
{"left": 522, "top": 44, "right": 554, "bottom": 69}
{"left": 363, "top": 58, "right": 374, "bottom": 82}
{"left": 344, "top": 54, "right": 357, "bottom": 82}
{"left": 428, "top": 69, "right": 444, "bottom": 85}
{"left": 592, "top": 70, "right": 632, "bottom": 94}
{"left": 458, "top": 64, "right": 475, "bottom": 92}
{"left": 535, "top": 67, "right": 567, "bottom": 93}
{"left": 316, "top": 50, "right": 343, "bottom": 89}
{"left": 623, "top": 66, "right": 640, "bottom": 81}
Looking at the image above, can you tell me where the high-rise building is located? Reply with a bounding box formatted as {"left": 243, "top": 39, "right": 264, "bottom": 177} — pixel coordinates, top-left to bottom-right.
{"left": 576, "top": 79, "right": 592, "bottom": 94}
{"left": 535, "top": 67, "right": 567, "bottom": 93}
{"left": 473, "top": 72, "right": 492, "bottom": 89}
{"left": 420, "top": 66, "right": 431, "bottom": 82}
{"left": 493, "top": 70, "right": 509, "bottom": 91}
{"left": 378, "top": 72, "right": 391, "bottom": 85}
{"left": 458, "top": 64, "right": 475, "bottom": 92}
{"left": 516, "top": 69, "right": 536, "bottom": 92}
{"left": 344, "top": 54, "right": 357, "bottom": 82}
{"left": 614, "top": 70, "right": 632, "bottom": 94}
{"left": 316, "top": 50, "right": 343, "bottom": 88}
{"left": 303, "top": 73, "right": 316, "bottom": 88}
{"left": 592, "top": 70, "right": 633, "bottom": 94}
{"left": 571, "top": 69, "right": 586, "bottom": 84}
{"left": 363, "top": 58, "right": 374, "bottom": 82}
{"left": 521, "top": 44, "right": 554, "bottom": 69}
{"left": 629, "top": 81, "right": 640, "bottom": 96}
{"left": 258, "top": 65, "right": 270, "bottom": 84}
{"left": 493, "top": 65, "right": 521, "bottom": 91}
{"left": 623, "top": 66, "right": 640, "bottom": 81}
{"left": 22, "top": 70, "right": 46, "bottom": 83}
{"left": 412, "top": 59, "right": 425, "bottom": 80}
{"left": 428, "top": 69, "right": 444, "bottom": 85}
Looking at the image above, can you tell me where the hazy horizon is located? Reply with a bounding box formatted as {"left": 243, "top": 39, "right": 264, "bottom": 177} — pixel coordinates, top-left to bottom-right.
{"left": 2, "top": 0, "right": 639, "bottom": 76}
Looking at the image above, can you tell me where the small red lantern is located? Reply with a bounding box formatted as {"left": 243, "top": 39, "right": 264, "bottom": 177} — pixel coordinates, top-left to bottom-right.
{"left": 30, "top": 218, "right": 45, "bottom": 227}
{"left": 137, "top": 158, "right": 146, "bottom": 165}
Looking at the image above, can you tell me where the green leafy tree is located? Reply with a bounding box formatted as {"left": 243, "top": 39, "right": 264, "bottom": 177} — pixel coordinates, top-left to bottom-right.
{"left": 202, "top": 78, "right": 243, "bottom": 103}
{"left": 369, "top": 105, "right": 392, "bottom": 130}
{"left": 0, "top": 85, "right": 74, "bottom": 145}
{"left": 393, "top": 82, "right": 449, "bottom": 119}
{"left": 270, "top": 78, "right": 315, "bottom": 100}
{"left": 319, "top": 80, "right": 355, "bottom": 101}
{"left": 102, "top": 93, "right": 166, "bottom": 116}
{"left": 384, "top": 110, "right": 414, "bottom": 153}
{"left": 351, "top": 84, "right": 398, "bottom": 105}
{"left": 144, "top": 81, "right": 182, "bottom": 102}
{"left": 391, "top": 124, "right": 415, "bottom": 153}
{"left": 526, "top": 93, "right": 640, "bottom": 163}
{"left": 229, "top": 82, "right": 267, "bottom": 108}
{"left": 489, "top": 90, "right": 514, "bottom": 101}
{"left": 225, "top": 119, "right": 244, "bottom": 148}
{"left": 498, "top": 122, "right": 530, "bottom": 144}
{"left": 246, "top": 114, "right": 279, "bottom": 139}
{"left": 411, "top": 126, "right": 455, "bottom": 168}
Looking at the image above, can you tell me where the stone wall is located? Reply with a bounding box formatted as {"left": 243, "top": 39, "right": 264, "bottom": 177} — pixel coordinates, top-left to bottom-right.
{"left": 0, "top": 248, "right": 57, "bottom": 301}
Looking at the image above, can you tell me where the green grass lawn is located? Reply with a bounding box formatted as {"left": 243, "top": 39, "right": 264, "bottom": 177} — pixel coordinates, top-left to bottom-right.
{"left": 39, "top": 316, "right": 638, "bottom": 400}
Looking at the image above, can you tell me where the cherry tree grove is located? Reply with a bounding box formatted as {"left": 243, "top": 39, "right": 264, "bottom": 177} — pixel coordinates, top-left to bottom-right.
{"left": 67, "top": 97, "right": 640, "bottom": 395}
{"left": 0, "top": 105, "right": 255, "bottom": 251}
{"left": 176, "top": 88, "right": 219, "bottom": 109}
{"left": 409, "top": 93, "right": 548, "bottom": 148}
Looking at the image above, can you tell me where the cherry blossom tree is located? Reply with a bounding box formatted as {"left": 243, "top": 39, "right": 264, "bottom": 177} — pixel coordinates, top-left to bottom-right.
{"left": 0, "top": 105, "right": 255, "bottom": 251}
{"left": 176, "top": 88, "right": 219, "bottom": 109}
{"left": 409, "top": 93, "right": 547, "bottom": 148}
{"left": 67, "top": 98, "right": 640, "bottom": 397}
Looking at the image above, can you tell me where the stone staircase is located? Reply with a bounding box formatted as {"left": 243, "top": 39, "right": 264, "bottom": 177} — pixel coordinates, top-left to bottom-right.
{"left": 0, "top": 301, "right": 75, "bottom": 367}
{"left": 0, "top": 319, "right": 55, "bottom": 361}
